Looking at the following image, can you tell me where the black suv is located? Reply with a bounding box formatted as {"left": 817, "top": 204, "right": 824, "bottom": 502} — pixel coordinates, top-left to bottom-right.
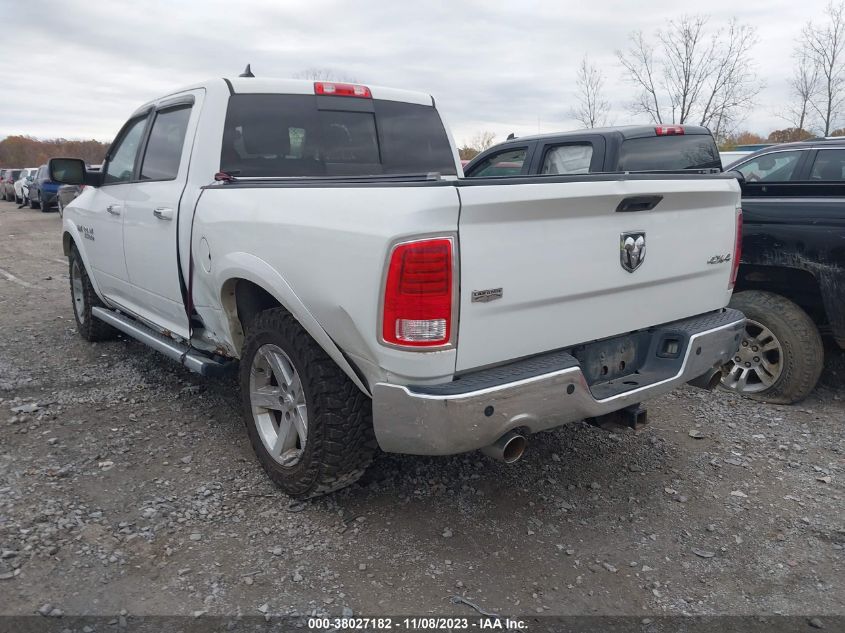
{"left": 723, "top": 139, "right": 845, "bottom": 403}
{"left": 463, "top": 125, "right": 721, "bottom": 177}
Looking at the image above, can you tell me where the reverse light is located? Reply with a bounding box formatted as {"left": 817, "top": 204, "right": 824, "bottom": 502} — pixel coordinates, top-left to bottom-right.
{"left": 730, "top": 209, "right": 743, "bottom": 289}
{"left": 655, "top": 125, "right": 685, "bottom": 136}
{"left": 382, "top": 238, "right": 454, "bottom": 347}
{"left": 314, "top": 81, "right": 372, "bottom": 98}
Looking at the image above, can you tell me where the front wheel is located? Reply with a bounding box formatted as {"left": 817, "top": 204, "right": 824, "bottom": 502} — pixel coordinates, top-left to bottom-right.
{"left": 239, "top": 308, "right": 377, "bottom": 498}
{"left": 721, "top": 290, "right": 824, "bottom": 404}
{"left": 68, "top": 246, "right": 118, "bottom": 341}
{"left": 29, "top": 193, "right": 38, "bottom": 209}
{"left": 57, "top": 199, "right": 63, "bottom": 217}
{"left": 40, "top": 197, "right": 51, "bottom": 213}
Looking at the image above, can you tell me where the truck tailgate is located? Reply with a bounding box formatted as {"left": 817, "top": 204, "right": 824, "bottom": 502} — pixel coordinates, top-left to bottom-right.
{"left": 455, "top": 177, "right": 740, "bottom": 371}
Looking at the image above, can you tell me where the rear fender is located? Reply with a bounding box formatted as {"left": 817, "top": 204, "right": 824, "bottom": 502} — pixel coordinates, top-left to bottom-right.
{"left": 214, "top": 252, "right": 371, "bottom": 396}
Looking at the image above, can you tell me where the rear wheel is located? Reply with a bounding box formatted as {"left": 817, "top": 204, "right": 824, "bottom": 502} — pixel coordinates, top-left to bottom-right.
{"left": 720, "top": 290, "right": 823, "bottom": 404}
{"left": 239, "top": 308, "right": 377, "bottom": 498}
{"left": 57, "top": 198, "right": 63, "bottom": 217}
{"left": 68, "top": 246, "right": 118, "bottom": 341}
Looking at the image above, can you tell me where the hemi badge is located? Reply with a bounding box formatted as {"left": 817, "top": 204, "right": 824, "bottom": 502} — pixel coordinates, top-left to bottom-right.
{"left": 471, "top": 288, "right": 503, "bottom": 303}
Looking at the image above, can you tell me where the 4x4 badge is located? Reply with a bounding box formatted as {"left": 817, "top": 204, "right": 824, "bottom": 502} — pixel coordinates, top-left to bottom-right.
{"left": 620, "top": 232, "right": 646, "bottom": 272}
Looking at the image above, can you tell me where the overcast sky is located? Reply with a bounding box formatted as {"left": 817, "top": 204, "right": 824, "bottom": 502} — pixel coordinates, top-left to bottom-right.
{"left": 0, "top": 0, "right": 834, "bottom": 146}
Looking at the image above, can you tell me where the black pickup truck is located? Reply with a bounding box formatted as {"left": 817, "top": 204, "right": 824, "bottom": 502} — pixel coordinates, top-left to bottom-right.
{"left": 722, "top": 139, "right": 845, "bottom": 403}
{"left": 462, "top": 125, "right": 721, "bottom": 177}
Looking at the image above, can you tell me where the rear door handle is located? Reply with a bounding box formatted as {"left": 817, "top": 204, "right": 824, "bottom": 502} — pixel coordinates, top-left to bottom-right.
{"left": 616, "top": 195, "right": 663, "bottom": 213}
{"left": 153, "top": 207, "right": 173, "bottom": 220}
{"left": 106, "top": 204, "right": 121, "bottom": 216}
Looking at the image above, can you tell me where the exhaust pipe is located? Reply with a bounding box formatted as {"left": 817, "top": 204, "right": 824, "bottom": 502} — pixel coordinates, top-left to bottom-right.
{"left": 481, "top": 430, "right": 527, "bottom": 464}
{"left": 688, "top": 367, "right": 722, "bottom": 391}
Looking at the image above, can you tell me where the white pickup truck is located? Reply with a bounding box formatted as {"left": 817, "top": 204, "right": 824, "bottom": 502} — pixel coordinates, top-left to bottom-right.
{"left": 51, "top": 76, "right": 745, "bottom": 498}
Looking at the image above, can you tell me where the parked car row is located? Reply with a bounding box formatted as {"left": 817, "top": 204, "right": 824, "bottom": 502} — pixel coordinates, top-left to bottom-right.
{"left": 0, "top": 164, "right": 100, "bottom": 212}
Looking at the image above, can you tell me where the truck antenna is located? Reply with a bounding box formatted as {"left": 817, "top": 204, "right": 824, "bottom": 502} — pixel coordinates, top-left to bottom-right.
{"left": 239, "top": 64, "right": 255, "bottom": 78}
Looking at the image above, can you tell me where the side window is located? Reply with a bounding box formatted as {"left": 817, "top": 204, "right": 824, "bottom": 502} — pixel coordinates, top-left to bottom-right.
{"left": 542, "top": 144, "right": 593, "bottom": 175}
{"left": 140, "top": 106, "right": 192, "bottom": 181}
{"left": 808, "top": 149, "right": 845, "bottom": 181}
{"left": 736, "top": 151, "right": 803, "bottom": 182}
{"left": 468, "top": 148, "right": 527, "bottom": 177}
{"left": 104, "top": 116, "right": 148, "bottom": 184}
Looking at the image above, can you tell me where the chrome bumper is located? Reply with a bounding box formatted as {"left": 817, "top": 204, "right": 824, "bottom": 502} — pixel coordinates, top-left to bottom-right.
{"left": 372, "top": 309, "right": 745, "bottom": 455}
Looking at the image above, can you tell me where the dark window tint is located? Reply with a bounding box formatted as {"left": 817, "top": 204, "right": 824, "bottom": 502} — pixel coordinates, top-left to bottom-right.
{"left": 809, "top": 149, "right": 845, "bottom": 181}
{"left": 220, "top": 94, "right": 457, "bottom": 177}
{"left": 618, "top": 135, "right": 720, "bottom": 171}
{"left": 104, "top": 117, "right": 148, "bottom": 184}
{"left": 9, "top": 170, "right": 21, "bottom": 180}
{"left": 140, "top": 106, "right": 192, "bottom": 181}
{"left": 736, "top": 151, "right": 803, "bottom": 182}
{"left": 467, "top": 148, "right": 527, "bottom": 177}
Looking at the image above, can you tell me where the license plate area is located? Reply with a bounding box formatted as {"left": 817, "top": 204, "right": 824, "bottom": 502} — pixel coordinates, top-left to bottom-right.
{"left": 570, "top": 328, "right": 690, "bottom": 399}
{"left": 571, "top": 331, "right": 651, "bottom": 385}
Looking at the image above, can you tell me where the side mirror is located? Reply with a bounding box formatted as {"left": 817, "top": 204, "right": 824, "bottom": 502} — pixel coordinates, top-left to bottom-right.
{"left": 725, "top": 169, "right": 745, "bottom": 184}
{"left": 49, "top": 158, "right": 102, "bottom": 187}
{"left": 50, "top": 158, "right": 86, "bottom": 185}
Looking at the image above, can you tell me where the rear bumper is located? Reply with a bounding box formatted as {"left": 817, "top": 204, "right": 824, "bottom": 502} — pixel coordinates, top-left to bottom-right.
{"left": 372, "top": 309, "right": 745, "bottom": 455}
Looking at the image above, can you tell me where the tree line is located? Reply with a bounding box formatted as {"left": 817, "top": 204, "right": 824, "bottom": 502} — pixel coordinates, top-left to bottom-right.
{"left": 0, "top": 135, "right": 109, "bottom": 168}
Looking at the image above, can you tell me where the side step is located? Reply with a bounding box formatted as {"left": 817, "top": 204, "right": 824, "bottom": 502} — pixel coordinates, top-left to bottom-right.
{"left": 91, "top": 307, "right": 236, "bottom": 377}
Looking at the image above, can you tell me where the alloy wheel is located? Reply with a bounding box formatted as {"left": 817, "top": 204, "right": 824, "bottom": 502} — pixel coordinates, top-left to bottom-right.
{"left": 71, "top": 259, "right": 86, "bottom": 323}
{"left": 721, "top": 318, "right": 784, "bottom": 393}
{"left": 249, "top": 344, "right": 308, "bottom": 467}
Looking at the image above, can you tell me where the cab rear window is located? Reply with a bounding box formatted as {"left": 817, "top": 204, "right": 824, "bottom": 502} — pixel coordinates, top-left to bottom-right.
{"left": 618, "top": 135, "right": 720, "bottom": 171}
{"left": 220, "top": 94, "right": 457, "bottom": 178}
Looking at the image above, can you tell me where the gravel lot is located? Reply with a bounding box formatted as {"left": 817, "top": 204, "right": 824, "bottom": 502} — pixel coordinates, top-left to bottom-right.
{"left": 0, "top": 199, "right": 843, "bottom": 623}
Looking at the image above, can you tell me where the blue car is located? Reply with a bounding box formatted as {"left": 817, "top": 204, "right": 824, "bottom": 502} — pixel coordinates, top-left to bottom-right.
{"left": 29, "top": 164, "right": 61, "bottom": 212}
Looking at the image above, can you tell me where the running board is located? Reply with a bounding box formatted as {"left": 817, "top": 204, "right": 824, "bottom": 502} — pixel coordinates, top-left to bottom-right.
{"left": 91, "top": 307, "right": 236, "bottom": 377}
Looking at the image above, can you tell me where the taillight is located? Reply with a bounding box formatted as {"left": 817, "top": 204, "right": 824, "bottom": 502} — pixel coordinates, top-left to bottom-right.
{"left": 730, "top": 209, "right": 742, "bottom": 289}
{"left": 381, "top": 238, "right": 454, "bottom": 347}
{"left": 655, "top": 125, "right": 684, "bottom": 136}
{"left": 314, "top": 81, "right": 372, "bottom": 98}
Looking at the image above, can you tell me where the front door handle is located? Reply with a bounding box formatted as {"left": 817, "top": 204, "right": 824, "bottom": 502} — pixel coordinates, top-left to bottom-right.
{"left": 106, "top": 204, "right": 121, "bottom": 216}
{"left": 153, "top": 207, "right": 173, "bottom": 220}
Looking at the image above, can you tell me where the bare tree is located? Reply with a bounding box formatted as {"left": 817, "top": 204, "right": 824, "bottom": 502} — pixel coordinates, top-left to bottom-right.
{"left": 469, "top": 131, "right": 496, "bottom": 152}
{"left": 616, "top": 15, "right": 761, "bottom": 140}
{"left": 802, "top": 1, "right": 845, "bottom": 135}
{"left": 571, "top": 55, "right": 611, "bottom": 128}
{"left": 782, "top": 45, "right": 820, "bottom": 131}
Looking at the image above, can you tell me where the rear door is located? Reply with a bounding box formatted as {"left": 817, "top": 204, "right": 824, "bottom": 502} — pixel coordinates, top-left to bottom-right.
{"left": 455, "top": 177, "right": 740, "bottom": 371}
{"left": 122, "top": 91, "right": 202, "bottom": 338}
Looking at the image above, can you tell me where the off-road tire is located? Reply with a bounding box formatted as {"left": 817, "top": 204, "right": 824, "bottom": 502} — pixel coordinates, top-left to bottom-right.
{"left": 727, "top": 290, "right": 824, "bottom": 404}
{"left": 239, "top": 308, "right": 377, "bottom": 498}
{"left": 68, "top": 246, "right": 118, "bottom": 341}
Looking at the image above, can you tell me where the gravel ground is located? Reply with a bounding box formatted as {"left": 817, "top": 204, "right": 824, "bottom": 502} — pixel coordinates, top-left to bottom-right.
{"left": 0, "top": 199, "right": 843, "bottom": 622}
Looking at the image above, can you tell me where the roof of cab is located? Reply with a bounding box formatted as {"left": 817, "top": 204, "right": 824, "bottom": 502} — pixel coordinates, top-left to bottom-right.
{"left": 135, "top": 77, "right": 435, "bottom": 114}
{"left": 503, "top": 124, "right": 714, "bottom": 144}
